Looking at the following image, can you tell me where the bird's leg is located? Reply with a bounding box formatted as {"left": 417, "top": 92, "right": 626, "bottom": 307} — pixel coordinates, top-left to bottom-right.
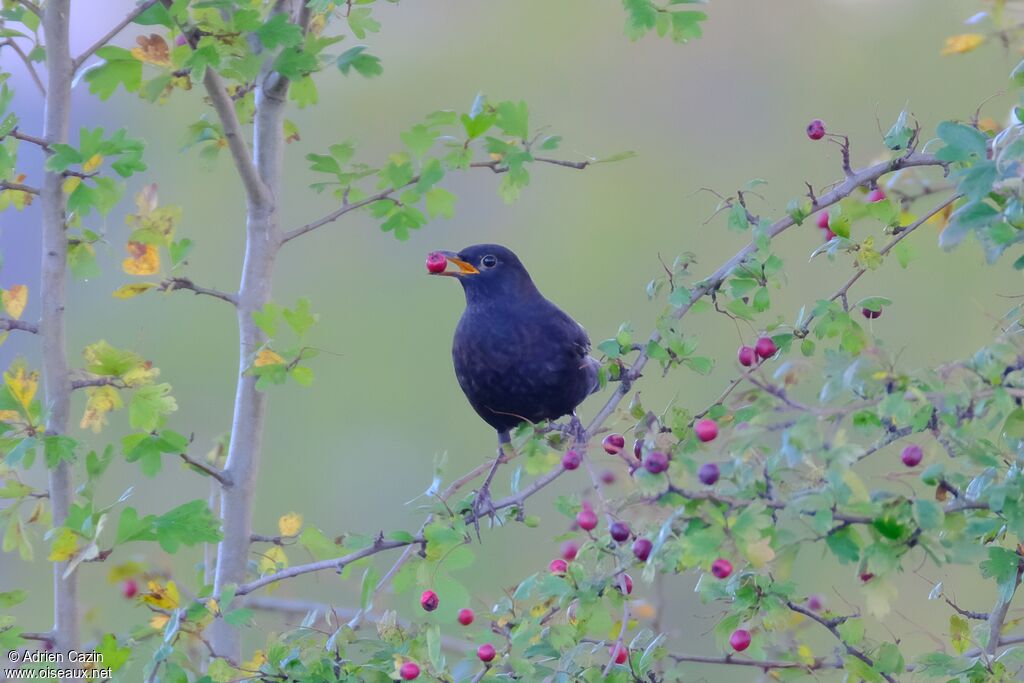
{"left": 568, "top": 413, "right": 586, "bottom": 445}
{"left": 470, "top": 431, "right": 512, "bottom": 542}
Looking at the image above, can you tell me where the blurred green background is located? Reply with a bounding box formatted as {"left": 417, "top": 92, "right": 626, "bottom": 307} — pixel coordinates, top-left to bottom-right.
{"left": 4, "top": 0, "right": 1024, "bottom": 679}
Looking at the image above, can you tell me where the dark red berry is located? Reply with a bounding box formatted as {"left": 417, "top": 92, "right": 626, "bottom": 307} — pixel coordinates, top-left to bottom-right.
{"left": 576, "top": 508, "right": 598, "bottom": 531}
{"left": 632, "top": 439, "right": 644, "bottom": 460}
{"left": 426, "top": 251, "right": 448, "bottom": 274}
{"left": 643, "top": 451, "right": 669, "bottom": 474}
{"left": 477, "top": 644, "right": 496, "bottom": 663}
{"left": 602, "top": 433, "right": 625, "bottom": 454}
{"left": 698, "top": 462, "right": 720, "bottom": 486}
{"left": 695, "top": 419, "right": 718, "bottom": 443}
{"left": 711, "top": 558, "right": 733, "bottom": 579}
{"left": 806, "top": 119, "right": 826, "bottom": 140}
{"left": 729, "top": 629, "right": 752, "bottom": 652}
{"left": 600, "top": 469, "right": 616, "bottom": 485}
{"left": 560, "top": 541, "right": 579, "bottom": 561}
{"left": 816, "top": 212, "right": 830, "bottom": 229}
{"left": 632, "top": 537, "right": 653, "bottom": 562}
{"left": 738, "top": 345, "right": 756, "bottom": 367}
{"left": 420, "top": 590, "right": 439, "bottom": 612}
{"left": 867, "top": 188, "right": 886, "bottom": 203}
{"left": 860, "top": 572, "right": 874, "bottom": 583}
{"left": 755, "top": 336, "right": 777, "bottom": 359}
{"left": 400, "top": 662, "right": 421, "bottom": 680}
{"left": 615, "top": 573, "right": 634, "bottom": 595}
{"left": 610, "top": 521, "right": 630, "bottom": 543}
{"left": 562, "top": 449, "right": 581, "bottom": 470}
{"left": 549, "top": 558, "right": 568, "bottom": 575}
{"left": 901, "top": 444, "right": 923, "bottom": 467}
{"left": 610, "top": 644, "right": 628, "bottom": 665}
{"left": 862, "top": 307, "right": 881, "bottom": 319}
{"left": 807, "top": 594, "right": 824, "bottom": 612}
{"left": 457, "top": 608, "right": 475, "bottom": 626}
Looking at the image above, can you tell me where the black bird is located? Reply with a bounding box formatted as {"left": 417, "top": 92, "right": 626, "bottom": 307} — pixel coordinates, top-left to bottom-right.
{"left": 429, "top": 244, "right": 599, "bottom": 522}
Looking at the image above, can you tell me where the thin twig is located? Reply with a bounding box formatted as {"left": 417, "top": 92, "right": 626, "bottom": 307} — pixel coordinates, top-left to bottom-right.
{"left": 9, "top": 128, "right": 52, "bottom": 150}
{"left": 72, "top": 0, "right": 161, "bottom": 71}
{"left": 70, "top": 376, "right": 127, "bottom": 391}
{"left": 1, "top": 39, "right": 45, "bottom": 95}
{"left": 160, "top": 277, "right": 238, "bottom": 305}
{"left": 179, "top": 452, "right": 232, "bottom": 487}
{"left": 0, "top": 180, "right": 39, "bottom": 194}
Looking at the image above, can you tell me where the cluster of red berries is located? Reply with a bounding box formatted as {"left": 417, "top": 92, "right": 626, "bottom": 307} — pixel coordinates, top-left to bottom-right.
{"left": 738, "top": 336, "right": 777, "bottom": 368}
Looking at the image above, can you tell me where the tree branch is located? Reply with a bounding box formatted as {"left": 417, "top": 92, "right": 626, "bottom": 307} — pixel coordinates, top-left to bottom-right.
{"left": 159, "top": 277, "right": 238, "bottom": 305}
{"left": 786, "top": 600, "right": 896, "bottom": 683}
{"left": 71, "top": 0, "right": 161, "bottom": 71}
{"left": 0, "top": 318, "right": 38, "bottom": 334}
{"left": 0, "top": 180, "right": 40, "bottom": 194}
{"left": 179, "top": 452, "right": 232, "bottom": 487}
{"left": 69, "top": 376, "right": 126, "bottom": 391}
{"left": 201, "top": 68, "right": 270, "bottom": 207}
{"left": 986, "top": 557, "right": 1023, "bottom": 655}
{"left": 667, "top": 651, "right": 840, "bottom": 670}
{"left": 1, "top": 39, "right": 45, "bottom": 96}
{"left": 8, "top": 128, "right": 52, "bottom": 150}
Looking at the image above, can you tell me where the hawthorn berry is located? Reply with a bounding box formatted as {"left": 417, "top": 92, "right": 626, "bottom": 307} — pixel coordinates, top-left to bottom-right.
{"left": 610, "top": 521, "right": 631, "bottom": 542}
{"left": 633, "top": 537, "right": 653, "bottom": 561}
{"left": 615, "top": 573, "right": 634, "bottom": 594}
{"left": 610, "top": 644, "right": 628, "bottom": 665}
{"left": 711, "top": 558, "right": 733, "bottom": 579}
{"left": 477, "top": 644, "right": 496, "bottom": 663}
{"left": 643, "top": 450, "right": 669, "bottom": 474}
{"left": 576, "top": 507, "right": 598, "bottom": 531}
{"left": 698, "top": 462, "right": 720, "bottom": 485}
{"left": 862, "top": 307, "right": 882, "bottom": 319}
{"left": 420, "top": 590, "right": 439, "bottom": 612}
{"left": 400, "top": 662, "right": 421, "bottom": 680}
{"left": 633, "top": 439, "right": 644, "bottom": 460}
{"left": 602, "top": 433, "right": 625, "bottom": 454}
{"left": 867, "top": 188, "right": 886, "bottom": 203}
{"left": 425, "top": 251, "right": 448, "bottom": 274}
{"left": 738, "top": 345, "right": 756, "bottom": 367}
{"left": 549, "top": 558, "right": 569, "bottom": 575}
{"left": 901, "top": 444, "right": 923, "bottom": 467}
{"left": 816, "top": 212, "right": 830, "bottom": 229}
{"left": 730, "top": 629, "right": 752, "bottom": 652}
{"left": 121, "top": 579, "right": 138, "bottom": 599}
{"left": 755, "top": 336, "right": 777, "bottom": 359}
{"left": 807, "top": 594, "right": 824, "bottom": 612}
{"left": 560, "top": 540, "right": 579, "bottom": 561}
{"left": 860, "top": 572, "right": 875, "bottom": 583}
{"left": 695, "top": 419, "right": 718, "bottom": 442}
{"left": 562, "top": 449, "right": 581, "bottom": 470}
{"left": 600, "top": 469, "right": 616, "bottom": 485}
{"left": 806, "top": 119, "right": 826, "bottom": 140}
{"left": 457, "top": 608, "right": 475, "bottom": 626}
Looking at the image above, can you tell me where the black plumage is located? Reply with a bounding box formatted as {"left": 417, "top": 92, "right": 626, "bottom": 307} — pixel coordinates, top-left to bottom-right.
{"left": 431, "top": 244, "right": 599, "bottom": 436}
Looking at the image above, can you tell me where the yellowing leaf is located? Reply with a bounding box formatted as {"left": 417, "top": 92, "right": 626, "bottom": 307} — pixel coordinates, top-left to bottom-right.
{"left": 2, "top": 285, "right": 27, "bottom": 319}
{"left": 0, "top": 409, "right": 22, "bottom": 423}
{"left": 863, "top": 576, "right": 897, "bottom": 619}
{"left": 255, "top": 349, "right": 285, "bottom": 367}
{"left": 942, "top": 33, "right": 985, "bottom": 55}
{"left": 130, "top": 34, "right": 171, "bottom": 66}
{"left": 62, "top": 176, "right": 81, "bottom": 195}
{"left": 122, "top": 242, "right": 160, "bottom": 275}
{"left": 106, "top": 561, "right": 146, "bottom": 583}
{"left": 141, "top": 580, "right": 180, "bottom": 610}
{"left": 80, "top": 385, "right": 123, "bottom": 433}
{"left": 744, "top": 536, "right": 776, "bottom": 568}
{"left": 82, "top": 153, "right": 104, "bottom": 173}
{"left": 5, "top": 364, "right": 39, "bottom": 411}
{"left": 149, "top": 613, "right": 170, "bottom": 630}
{"left": 113, "top": 283, "right": 157, "bottom": 299}
{"left": 278, "top": 512, "right": 303, "bottom": 537}
{"left": 126, "top": 184, "right": 181, "bottom": 247}
{"left": 243, "top": 651, "right": 267, "bottom": 672}
{"left": 122, "top": 360, "right": 160, "bottom": 387}
{"left": 258, "top": 545, "right": 288, "bottom": 577}
{"left": 206, "top": 597, "right": 220, "bottom": 615}
{"left": 950, "top": 614, "right": 970, "bottom": 654}
{"left": 631, "top": 600, "right": 656, "bottom": 620}
{"left": 797, "top": 644, "right": 816, "bottom": 666}
{"left": 48, "top": 527, "right": 79, "bottom": 562}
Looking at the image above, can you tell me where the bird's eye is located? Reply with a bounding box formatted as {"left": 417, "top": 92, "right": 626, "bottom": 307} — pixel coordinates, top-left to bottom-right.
{"left": 481, "top": 254, "right": 498, "bottom": 269}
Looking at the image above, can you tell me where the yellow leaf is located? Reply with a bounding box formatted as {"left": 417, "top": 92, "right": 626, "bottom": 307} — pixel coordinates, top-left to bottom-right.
{"left": 113, "top": 283, "right": 157, "bottom": 299}
{"left": 255, "top": 349, "right": 285, "bottom": 367}
{"left": 631, "top": 600, "right": 656, "bottom": 620}
{"left": 258, "top": 545, "right": 288, "bottom": 576}
{"left": 82, "top": 153, "right": 104, "bottom": 173}
{"left": 80, "top": 385, "right": 123, "bottom": 433}
{"left": 62, "top": 176, "right": 81, "bottom": 195}
{"left": 106, "top": 561, "right": 146, "bottom": 583}
{"left": 206, "top": 597, "right": 220, "bottom": 615}
{"left": 122, "top": 360, "right": 160, "bottom": 387}
{"left": 0, "top": 409, "right": 21, "bottom": 423}
{"left": 2, "top": 284, "right": 27, "bottom": 319}
{"left": 797, "top": 644, "right": 816, "bottom": 666}
{"left": 122, "top": 242, "right": 160, "bottom": 275}
{"left": 149, "top": 613, "right": 170, "bottom": 630}
{"left": 5, "top": 364, "right": 39, "bottom": 411}
{"left": 130, "top": 33, "right": 171, "bottom": 66}
{"left": 48, "top": 527, "right": 79, "bottom": 562}
{"left": 142, "top": 580, "right": 180, "bottom": 610}
{"left": 243, "top": 651, "right": 267, "bottom": 672}
{"left": 929, "top": 203, "right": 953, "bottom": 230}
{"left": 942, "top": 33, "right": 985, "bottom": 55}
{"left": 744, "top": 537, "right": 776, "bottom": 568}
{"left": 278, "top": 512, "right": 303, "bottom": 537}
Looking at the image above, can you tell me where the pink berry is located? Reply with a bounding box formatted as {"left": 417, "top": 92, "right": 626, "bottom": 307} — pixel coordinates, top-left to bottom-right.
{"left": 576, "top": 508, "right": 598, "bottom": 532}
{"left": 457, "top": 608, "right": 475, "bottom": 626}
{"left": 807, "top": 594, "right": 824, "bottom": 612}
{"left": 615, "top": 573, "right": 633, "bottom": 595}
{"left": 755, "top": 336, "right": 777, "bottom": 359}
{"left": 426, "top": 251, "right": 448, "bottom": 274}
{"left": 477, "top": 643, "right": 496, "bottom": 663}
{"left": 610, "top": 521, "right": 630, "bottom": 543}
{"left": 121, "top": 579, "right": 138, "bottom": 599}
{"left": 698, "top": 462, "right": 720, "bottom": 486}
{"left": 400, "top": 662, "right": 420, "bottom": 680}
{"left": 643, "top": 450, "right": 669, "bottom": 474}
{"left": 420, "top": 590, "right": 439, "bottom": 612}
{"left": 549, "top": 558, "right": 569, "bottom": 575}
{"left": 824, "top": 229, "right": 836, "bottom": 241}
{"left": 610, "top": 644, "right": 628, "bottom": 665}
{"left": 729, "top": 629, "right": 752, "bottom": 652}
{"left": 695, "top": 419, "right": 718, "bottom": 443}
{"left": 632, "top": 538, "right": 653, "bottom": 562}
{"left": 174, "top": 35, "right": 187, "bottom": 47}
{"left": 738, "top": 345, "right": 756, "bottom": 367}
{"left": 711, "top": 558, "right": 733, "bottom": 579}
{"left": 862, "top": 307, "right": 881, "bottom": 319}
{"left": 560, "top": 541, "right": 579, "bottom": 561}
{"left": 860, "top": 572, "right": 875, "bottom": 583}
{"left": 600, "top": 469, "right": 616, "bottom": 485}
{"left": 816, "top": 212, "right": 830, "bottom": 229}
{"left": 562, "top": 449, "right": 581, "bottom": 470}
{"left": 806, "top": 119, "right": 826, "bottom": 140}
{"left": 867, "top": 188, "right": 886, "bottom": 203}
{"left": 901, "top": 444, "right": 923, "bottom": 467}
{"left": 602, "top": 433, "right": 625, "bottom": 454}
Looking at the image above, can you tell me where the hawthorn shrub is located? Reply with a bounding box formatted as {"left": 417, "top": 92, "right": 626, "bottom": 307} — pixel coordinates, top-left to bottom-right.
{"left": 1, "top": 2, "right": 1024, "bottom": 682}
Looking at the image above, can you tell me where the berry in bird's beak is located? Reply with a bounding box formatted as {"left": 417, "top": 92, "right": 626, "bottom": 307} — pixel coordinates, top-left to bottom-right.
{"left": 426, "top": 251, "right": 448, "bottom": 273}
{"left": 426, "top": 250, "right": 479, "bottom": 276}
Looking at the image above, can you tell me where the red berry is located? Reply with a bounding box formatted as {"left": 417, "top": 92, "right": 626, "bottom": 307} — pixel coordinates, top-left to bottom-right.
{"left": 121, "top": 579, "right": 138, "bottom": 599}
{"left": 615, "top": 573, "right": 633, "bottom": 595}
{"left": 457, "top": 608, "right": 475, "bottom": 626}
{"left": 729, "top": 629, "right": 752, "bottom": 652}
{"left": 860, "top": 572, "right": 874, "bottom": 583}
{"left": 711, "top": 558, "right": 733, "bottom": 579}
{"left": 477, "top": 643, "right": 496, "bottom": 663}
{"left": 807, "top": 594, "right": 824, "bottom": 612}
{"left": 643, "top": 450, "right": 669, "bottom": 474}
{"left": 867, "top": 188, "right": 886, "bottom": 203}
{"left": 549, "top": 558, "right": 569, "bottom": 575}
{"left": 695, "top": 419, "right": 718, "bottom": 443}
{"left": 806, "top": 119, "right": 826, "bottom": 140}
{"left": 632, "top": 537, "right": 653, "bottom": 562}
{"left": 698, "top": 462, "right": 720, "bottom": 486}
{"left": 560, "top": 541, "right": 579, "bottom": 561}
{"left": 901, "top": 444, "right": 923, "bottom": 467}
{"left": 420, "top": 590, "right": 439, "bottom": 612}
{"left": 816, "top": 212, "right": 830, "bottom": 229}
{"left": 562, "top": 449, "right": 581, "bottom": 470}
{"left": 602, "top": 433, "right": 625, "bottom": 454}
{"left": 600, "top": 469, "right": 616, "bottom": 485}
{"left": 426, "top": 251, "right": 448, "bottom": 274}
{"left": 862, "top": 307, "right": 881, "bottom": 319}
{"left": 576, "top": 508, "right": 598, "bottom": 531}
{"left": 755, "top": 336, "right": 777, "bottom": 359}
{"left": 400, "top": 662, "right": 421, "bottom": 680}
{"left": 632, "top": 439, "right": 644, "bottom": 460}
{"left": 738, "top": 345, "right": 756, "bottom": 367}
{"left": 610, "top": 644, "right": 628, "bottom": 665}
{"left": 610, "top": 521, "right": 630, "bottom": 543}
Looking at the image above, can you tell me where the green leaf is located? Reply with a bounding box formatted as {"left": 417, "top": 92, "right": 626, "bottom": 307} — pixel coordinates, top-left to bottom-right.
{"left": 936, "top": 121, "right": 988, "bottom": 162}
{"left": 495, "top": 100, "right": 529, "bottom": 139}
{"left": 44, "top": 435, "right": 77, "bottom": 469}
{"left": 0, "top": 590, "right": 27, "bottom": 608}
{"left": 337, "top": 46, "right": 383, "bottom": 78}
{"left": 84, "top": 46, "right": 142, "bottom": 100}
{"left": 424, "top": 187, "right": 456, "bottom": 219}
{"left": 129, "top": 383, "right": 178, "bottom": 431}
{"left": 347, "top": 7, "right": 381, "bottom": 39}
{"left": 257, "top": 13, "right": 303, "bottom": 49}
{"left": 152, "top": 499, "right": 222, "bottom": 553}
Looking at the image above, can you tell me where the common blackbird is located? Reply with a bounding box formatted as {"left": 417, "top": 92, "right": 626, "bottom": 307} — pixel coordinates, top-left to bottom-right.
{"left": 429, "top": 244, "right": 599, "bottom": 523}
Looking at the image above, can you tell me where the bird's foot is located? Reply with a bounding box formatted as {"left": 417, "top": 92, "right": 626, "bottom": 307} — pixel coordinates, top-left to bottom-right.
{"left": 469, "top": 482, "right": 498, "bottom": 542}
{"left": 568, "top": 413, "right": 587, "bottom": 445}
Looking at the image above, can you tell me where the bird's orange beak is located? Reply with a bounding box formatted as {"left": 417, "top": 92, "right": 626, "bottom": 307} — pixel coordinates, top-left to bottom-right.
{"left": 432, "top": 251, "right": 479, "bottom": 276}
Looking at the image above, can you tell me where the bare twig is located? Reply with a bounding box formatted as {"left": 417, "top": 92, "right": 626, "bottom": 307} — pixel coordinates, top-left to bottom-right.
{"left": 0, "top": 180, "right": 40, "bottom": 194}
{"left": 69, "top": 376, "right": 127, "bottom": 391}
{"left": 72, "top": 0, "right": 161, "bottom": 71}
{"left": 668, "top": 652, "right": 840, "bottom": 670}
{"left": 160, "top": 277, "right": 238, "bottom": 305}
{"left": 787, "top": 600, "right": 896, "bottom": 683}
{"left": 179, "top": 452, "right": 232, "bottom": 487}
{"left": 1, "top": 39, "right": 45, "bottom": 95}
{"left": 8, "top": 128, "right": 52, "bottom": 150}
{"left": 0, "top": 318, "right": 38, "bottom": 334}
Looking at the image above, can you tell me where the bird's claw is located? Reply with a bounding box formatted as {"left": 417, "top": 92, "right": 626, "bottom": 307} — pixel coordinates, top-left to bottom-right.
{"left": 470, "top": 483, "right": 498, "bottom": 542}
